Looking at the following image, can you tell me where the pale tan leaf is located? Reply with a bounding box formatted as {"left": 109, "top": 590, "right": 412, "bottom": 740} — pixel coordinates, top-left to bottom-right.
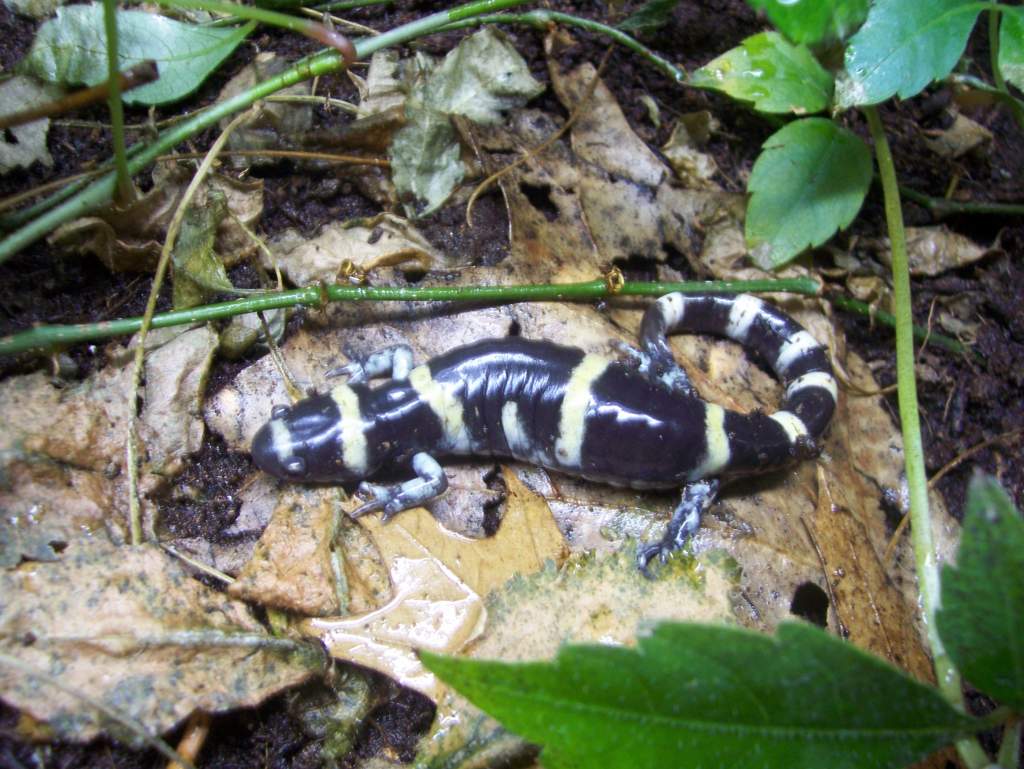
{"left": 0, "top": 540, "right": 319, "bottom": 741}
{"left": 0, "top": 326, "right": 218, "bottom": 554}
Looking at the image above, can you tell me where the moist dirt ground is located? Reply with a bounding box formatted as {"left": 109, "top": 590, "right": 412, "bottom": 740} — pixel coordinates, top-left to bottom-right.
{"left": 0, "top": 1, "right": 1021, "bottom": 767}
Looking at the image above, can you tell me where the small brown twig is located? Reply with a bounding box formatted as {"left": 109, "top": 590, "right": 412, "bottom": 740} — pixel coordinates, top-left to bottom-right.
{"left": 0, "top": 61, "right": 159, "bottom": 131}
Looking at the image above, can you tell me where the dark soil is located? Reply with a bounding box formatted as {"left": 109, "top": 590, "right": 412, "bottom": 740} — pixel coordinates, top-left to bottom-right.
{"left": 1, "top": 1, "right": 1022, "bottom": 767}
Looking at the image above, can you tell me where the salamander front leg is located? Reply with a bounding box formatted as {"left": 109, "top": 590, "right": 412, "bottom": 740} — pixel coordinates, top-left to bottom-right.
{"left": 637, "top": 478, "right": 720, "bottom": 577}
{"left": 350, "top": 452, "right": 448, "bottom": 522}
{"left": 327, "top": 344, "right": 414, "bottom": 385}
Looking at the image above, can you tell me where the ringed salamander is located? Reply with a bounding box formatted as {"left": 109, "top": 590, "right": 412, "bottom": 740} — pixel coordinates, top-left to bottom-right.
{"left": 252, "top": 293, "right": 837, "bottom": 572}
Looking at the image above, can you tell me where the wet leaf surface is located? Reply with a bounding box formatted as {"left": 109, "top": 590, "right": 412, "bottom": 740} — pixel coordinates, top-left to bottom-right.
{"left": 0, "top": 540, "right": 319, "bottom": 741}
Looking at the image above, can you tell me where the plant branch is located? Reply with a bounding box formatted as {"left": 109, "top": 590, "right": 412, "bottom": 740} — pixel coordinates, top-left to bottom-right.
{"left": 0, "top": 275, "right": 967, "bottom": 357}
{"left": 864, "top": 106, "right": 988, "bottom": 769}
{"left": 898, "top": 183, "right": 1024, "bottom": 218}
{"left": 103, "top": 0, "right": 134, "bottom": 204}
{"left": 439, "top": 9, "right": 686, "bottom": 84}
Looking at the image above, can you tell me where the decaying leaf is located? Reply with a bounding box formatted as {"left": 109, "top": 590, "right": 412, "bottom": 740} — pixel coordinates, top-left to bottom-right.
{"left": 0, "top": 76, "right": 60, "bottom": 173}
{"left": 922, "top": 112, "right": 993, "bottom": 159}
{"left": 875, "top": 225, "right": 988, "bottom": 276}
{"left": 0, "top": 540, "right": 319, "bottom": 741}
{"left": 304, "top": 516, "right": 487, "bottom": 700}
{"left": 0, "top": 325, "right": 218, "bottom": 558}
{"left": 354, "top": 49, "right": 405, "bottom": 118}
{"left": 228, "top": 487, "right": 349, "bottom": 617}
{"left": 264, "top": 216, "right": 445, "bottom": 286}
{"left": 662, "top": 118, "right": 719, "bottom": 188}
{"left": 172, "top": 189, "right": 234, "bottom": 309}
{"left": 421, "top": 547, "right": 738, "bottom": 765}
{"left": 218, "top": 52, "right": 313, "bottom": 169}
{"left": 391, "top": 28, "right": 544, "bottom": 216}
{"left": 48, "top": 163, "right": 263, "bottom": 272}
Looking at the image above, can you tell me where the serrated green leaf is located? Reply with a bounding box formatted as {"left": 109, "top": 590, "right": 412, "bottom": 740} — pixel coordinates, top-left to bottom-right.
{"left": 936, "top": 475, "right": 1024, "bottom": 710}
{"left": 745, "top": 117, "right": 871, "bottom": 268}
{"left": 424, "top": 621, "right": 977, "bottom": 769}
{"left": 837, "top": 0, "right": 984, "bottom": 107}
{"left": 746, "top": 0, "right": 869, "bottom": 45}
{"left": 20, "top": 3, "right": 253, "bottom": 106}
{"left": 390, "top": 28, "right": 543, "bottom": 217}
{"left": 618, "top": 0, "right": 680, "bottom": 34}
{"left": 999, "top": 8, "right": 1024, "bottom": 90}
{"left": 690, "top": 32, "right": 833, "bottom": 114}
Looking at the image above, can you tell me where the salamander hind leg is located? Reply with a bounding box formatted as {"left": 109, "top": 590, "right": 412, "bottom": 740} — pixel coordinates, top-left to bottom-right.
{"left": 327, "top": 344, "right": 414, "bottom": 385}
{"left": 351, "top": 452, "right": 448, "bottom": 522}
{"left": 637, "top": 478, "right": 720, "bottom": 577}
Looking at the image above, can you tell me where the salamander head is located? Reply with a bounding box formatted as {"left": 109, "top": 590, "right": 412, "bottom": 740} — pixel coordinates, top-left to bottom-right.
{"left": 251, "top": 390, "right": 376, "bottom": 483}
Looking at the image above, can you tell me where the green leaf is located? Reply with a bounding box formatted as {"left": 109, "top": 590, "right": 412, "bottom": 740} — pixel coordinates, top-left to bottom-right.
{"left": 746, "top": 0, "right": 869, "bottom": 45}
{"left": 745, "top": 118, "right": 871, "bottom": 268}
{"left": 837, "top": 0, "right": 985, "bottom": 107}
{"left": 936, "top": 475, "right": 1024, "bottom": 710}
{"left": 618, "top": 0, "right": 680, "bottom": 34}
{"left": 391, "top": 28, "right": 543, "bottom": 217}
{"left": 690, "top": 32, "right": 833, "bottom": 115}
{"left": 423, "top": 622, "right": 977, "bottom": 769}
{"left": 999, "top": 7, "right": 1024, "bottom": 91}
{"left": 20, "top": 3, "right": 254, "bottom": 106}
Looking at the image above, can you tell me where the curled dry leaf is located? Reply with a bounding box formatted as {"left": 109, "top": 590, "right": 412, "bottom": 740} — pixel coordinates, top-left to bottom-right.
{"left": 391, "top": 28, "right": 544, "bottom": 216}
{"left": 47, "top": 163, "right": 262, "bottom": 272}
{"left": 0, "top": 325, "right": 217, "bottom": 560}
{"left": 922, "top": 112, "right": 993, "bottom": 159}
{"left": 218, "top": 52, "right": 313, "bottom": 170}
{"left": 662, "top": 118, "right": 719, "bottom": 189}
{"left": 354, "top": 50, "right": 405, "bottom": 118}
{"left": 0, "top": 540, "right": 319, "bottom": 741}
{"left": 877, "top": 225, "right": 988, "bottom": 277}
{"left": 264, "top": 216, "right": 445, "bottom": 286}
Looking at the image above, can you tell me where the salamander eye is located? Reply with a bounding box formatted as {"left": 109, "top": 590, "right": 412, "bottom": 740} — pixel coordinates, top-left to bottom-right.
{"left": 283, "top": 456, "right": 306, "bottom": 476}
{"left": 272, "top": 404, "right": 289, "bottom": 419}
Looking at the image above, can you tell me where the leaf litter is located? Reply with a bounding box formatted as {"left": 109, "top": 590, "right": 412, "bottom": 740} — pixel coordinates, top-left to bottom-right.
{"left": 2, "top": 20, "right": 968, "bottom": 765}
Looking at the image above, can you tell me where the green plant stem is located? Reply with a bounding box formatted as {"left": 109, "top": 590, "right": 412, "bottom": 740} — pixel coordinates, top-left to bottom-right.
{"left": 898, "top": 184, "right": 1024, "bottom": 218}
{"left": 990, "top": 7, "right": 1007, "bottom": 92}
{"left": 972, "top": 12, "right": 1024, "bottom": 131}
{"left": 0, "top": 0, "right": 532, "bottom": 265}
{"left": 827, "top": 293, "right": 967, "bottom": 355}
{"left": 313, "top": 0, "right": 393, "bottom": 12}
{"left": 997, "top": 719, "right": 1021, "bottom": 769}
{"left": 0, "top": 278, "right": 820, "bottom": 356}
{"left": 440, "top": 10, "right": 686, "bottom": 83}
{"left": 864, "top": 106, "right": 989, "bottom": 769}
{"left": 102, "top": 0, "right": 133, "bottom": 204}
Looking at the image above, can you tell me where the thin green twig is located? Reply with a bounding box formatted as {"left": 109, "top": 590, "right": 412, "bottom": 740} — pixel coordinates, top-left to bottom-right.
{"left": 0, "top": 0, "right": 532, "bottom": 265}
{"left": 864, "top": 106, "right": 989, "bottom": 769}
{"left": 102, "top": 0, "right": 133, "bottom": 204}
{"left": 439, "top": 9, "right": 686, "bottom": 84}
{"left": 0, "top": 279, "right": 817, "bottom": 356}
{"left": 827, "top": 293, "right": 967, "bottom": 355}
{"left": 899, "top": 184, "right": 1024, "bottom": 218}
